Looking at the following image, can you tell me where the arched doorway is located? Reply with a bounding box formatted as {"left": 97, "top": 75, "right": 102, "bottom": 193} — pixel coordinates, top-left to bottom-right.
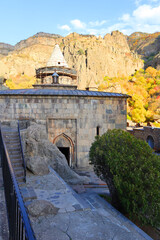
{"left": 53, "top": 133, "right": 74, "bottom": 166}
{"left": 147, "top": 135, "right": 154, "bottom": 149}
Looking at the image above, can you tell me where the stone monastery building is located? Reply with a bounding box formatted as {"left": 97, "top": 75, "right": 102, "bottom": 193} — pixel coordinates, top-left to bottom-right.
{"left": 0, "top": 45, "right": 128, "bottom": 168}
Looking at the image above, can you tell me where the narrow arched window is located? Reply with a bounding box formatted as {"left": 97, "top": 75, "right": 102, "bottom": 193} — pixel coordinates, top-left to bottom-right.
{"left": 52, "top": 72, "right": 59, "bottom": 84}
{"left": 96, "top": 126, "right": 100, "bottom": 136}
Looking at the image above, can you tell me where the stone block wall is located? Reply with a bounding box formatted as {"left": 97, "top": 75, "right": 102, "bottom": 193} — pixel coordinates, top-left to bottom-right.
{"left": 0, "top": 95, "right": 127, "bottom": 167}
{"left": 129, "top": 127, "right": 160, "bottom": 151}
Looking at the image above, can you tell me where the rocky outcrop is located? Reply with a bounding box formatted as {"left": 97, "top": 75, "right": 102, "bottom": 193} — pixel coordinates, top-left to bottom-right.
{"left": 62, "top": 31, "right": 143, "bottom": 89}
{"left": 14, "top": 32, "right": 62, "bottom": 51}
{"left": 21, "top": 123, "right": 89, "bottom": 185}
{"left": 0, "top": 31, "right": 143, "bottom": 89}
{"left": 152, "top": 52, "right": 160, "bottom": 70}
{"left": 0, "top": 42, "right": 14, "bottom": 56}
{"left": 27, "top": 199, "right": 59, "bottom": 217}
{"left": 127, "top": 32, "right": 160, "bottom": 69}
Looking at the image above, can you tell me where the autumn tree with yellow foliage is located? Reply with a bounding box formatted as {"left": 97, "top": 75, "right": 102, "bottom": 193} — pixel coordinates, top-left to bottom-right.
{"left": 5, "top": 74, "right": 37, "bottom": 89}
{"left": 99, "top": 67, "right": 160, "bottom": 124}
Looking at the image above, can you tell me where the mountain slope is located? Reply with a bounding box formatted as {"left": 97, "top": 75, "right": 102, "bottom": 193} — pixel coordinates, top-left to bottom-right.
{"left": 127, "top": 32, "right": 160, "bottom": 69}
{"left": 0, "top": 31, "right": 143, "bottom": 89}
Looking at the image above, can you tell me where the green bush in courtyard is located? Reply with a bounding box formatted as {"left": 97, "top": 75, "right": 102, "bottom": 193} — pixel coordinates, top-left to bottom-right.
{"left": 89, "top": 129, "right": 160, "bottom": 226}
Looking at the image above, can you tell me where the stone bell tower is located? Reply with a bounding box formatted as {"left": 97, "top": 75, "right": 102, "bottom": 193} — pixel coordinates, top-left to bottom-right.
{"left": 33, "top": 44, "right": 77, "bottom": 90}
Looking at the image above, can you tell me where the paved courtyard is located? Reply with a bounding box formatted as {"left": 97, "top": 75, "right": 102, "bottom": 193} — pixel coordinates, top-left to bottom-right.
{"left": 0, "top": 167, "right": 153, "bottom": 240}
{"left": 26, "top": 168, "right": 152, "bottom": 240}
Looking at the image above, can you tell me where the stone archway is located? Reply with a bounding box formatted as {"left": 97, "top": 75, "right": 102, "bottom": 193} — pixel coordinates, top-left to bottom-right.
{"left": 53, "top": 133, "right": 74, "bottom": 167}
{"left": 147, "top": 135, "right": 154, "bottom": 149}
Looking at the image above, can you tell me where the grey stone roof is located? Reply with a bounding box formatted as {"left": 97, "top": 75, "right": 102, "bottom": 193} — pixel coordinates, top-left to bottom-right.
{"left": 0, "top": 89, "right": 129, "bottom": 98}
{"left": 46, "top": 44, "right": 68, "bottom": 67}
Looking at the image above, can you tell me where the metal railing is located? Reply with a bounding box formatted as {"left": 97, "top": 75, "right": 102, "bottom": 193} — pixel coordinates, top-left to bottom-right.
{"left": 18, "top": 121, "right": 26, "bottom": 182}
{"left": 0, "top": 123, "right": 36, "bottom": 240}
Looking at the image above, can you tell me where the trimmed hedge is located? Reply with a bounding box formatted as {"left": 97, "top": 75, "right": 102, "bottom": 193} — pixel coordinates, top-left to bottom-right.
{"left": 89, "top": 129, "right": 160, "bottom": 226}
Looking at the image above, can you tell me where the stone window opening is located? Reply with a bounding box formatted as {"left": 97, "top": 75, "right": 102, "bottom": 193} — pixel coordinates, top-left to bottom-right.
{"left": 147, "top": 135, "right": 154, "bottom": 149}
{"left": 96, "top": 126, "right": 100, "bottom": 136}
{"left": 52, "top": 72, "right": 59, "bottom": 84}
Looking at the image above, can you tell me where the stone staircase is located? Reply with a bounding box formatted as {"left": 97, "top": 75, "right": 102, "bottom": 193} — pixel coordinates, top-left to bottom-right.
{"left": 1, "top": 126, "right": 25, "bottom": 185}
{"left": 1, "top": 125, "right": 37, "bottom": 203}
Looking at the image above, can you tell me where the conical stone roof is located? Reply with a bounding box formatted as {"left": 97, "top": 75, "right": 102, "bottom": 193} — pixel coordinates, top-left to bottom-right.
{"left": 46, "top": 44, "right": 68, "bottom": 67}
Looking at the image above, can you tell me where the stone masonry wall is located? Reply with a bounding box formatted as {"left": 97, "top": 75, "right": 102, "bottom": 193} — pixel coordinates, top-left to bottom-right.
{"left": 0, "top": 95, "right": 127, "bottom": 167}
{"left": 129, "top": 127, "right": 160, "bottom": 151}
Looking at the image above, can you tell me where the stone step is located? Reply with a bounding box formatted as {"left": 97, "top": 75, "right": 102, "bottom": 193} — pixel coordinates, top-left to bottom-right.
{"left": 14, "top": 166, "right": 24, "bottom": 172}
{"left": 20, "top": 187, "right": 37, "bottom": 202}
{"left": 15, "top": 170, "right": 24, "bottom": 178}
{"left": 11, "top": 159, "right": 23, "bottom": 165}
{"left": 3, "top": 137, "right": 19, "bottom": 142}
{"left": 4, "top": 140, "right": 20, "bottom": 144}
{"left": 1, "top": 128, "right": 18, "bottom": 133}
{"left": 12, "top": 162, "right": 23, "bottom": 168}
{"left": 18, "top": 182, "right": 26, "bottom": 187}
{"left": 2, "top": 128, "right": 18, "bottom": 133}
{"left": 3, "top": 134, "right": 19, "bottom": 138}
{"left": 5, "top": 142, "right": 20, "bottom": 147}
{"left": 17, "top": 176, "right": 25, "bottom": 183}
{"left": 7, "top": 146, "right": 21, "bottom": 150}
{"left": 11, "top": 158, "right": 22, "bottom": 163}
{"left": 3, "top": 137, "right": 19, "bottom": 141}
{"left": 9, "top": 154, "right": 22, "bottom": 160}
{"left": 12, "top": 162, "right": 24, "bottom": 171}
{"left": 2, "top": 134, "right": 19, "bottom": 139}
{"left": 8, "top": 150, "right": 21, "bottom": 155}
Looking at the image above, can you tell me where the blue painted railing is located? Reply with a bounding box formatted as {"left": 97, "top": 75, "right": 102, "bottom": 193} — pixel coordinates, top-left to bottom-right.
{"left": 0, "top": 122, "right": 36, "bottom": 240}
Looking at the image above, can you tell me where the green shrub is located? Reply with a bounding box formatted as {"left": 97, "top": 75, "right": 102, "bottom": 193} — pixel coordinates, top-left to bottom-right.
{"left": 89, "top": 129, "right": 160, "bottom": 227}
{"left": 77, "top": 49, "right": 84, "bottom": 55}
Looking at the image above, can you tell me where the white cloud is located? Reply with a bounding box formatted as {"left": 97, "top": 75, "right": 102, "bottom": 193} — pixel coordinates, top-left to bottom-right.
{"left": 70, "top": 19, "right": 86, "bottom": 29}
{"left": 58, "top": 3, "right": 160, "bottom": 37}
{"left": 120, "top": 14, "right": 131, "bottom": 22}
{"left": 89, "top": 20, "right": 107, "bottom": 27}
{"left": 135, "top": 0, "right": 143, "bottom": 6}
{"left": 133, "top": 4, "right": 160, "bottom": 24}
{"left": 135, "top": 0, "right": 160, "bottom": 6}
{"left": 58, "top": 25, "right": 71, "bottom": 31}
{"left": 114, "top": 4, "right": 160, "bottom": 35}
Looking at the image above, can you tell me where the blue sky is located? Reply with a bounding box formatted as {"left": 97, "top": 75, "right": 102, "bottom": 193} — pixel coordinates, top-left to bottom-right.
{"left": 0, "top": 0, "right": 160, "bottom": 45}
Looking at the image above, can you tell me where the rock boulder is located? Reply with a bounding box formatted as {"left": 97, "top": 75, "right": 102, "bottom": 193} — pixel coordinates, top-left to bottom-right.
{"left": 21, "top": 123, "right": 89, "bottom": 184}
{"left": 27, "top": 200, "right": 59, "bottom": 217}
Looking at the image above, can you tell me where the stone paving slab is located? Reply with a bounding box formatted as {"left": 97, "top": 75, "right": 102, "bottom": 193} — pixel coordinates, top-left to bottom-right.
{"left": 25, "top": 168, "right": 90, "bottom": 213}
{"left": 26, "top": 167, "right": 152, "bottom": 240}
{"left": 30, "top": 209, "right": 149, "bottom": 240}
{"left": 0, "top": 165, "right": 153, "bottom": 240}
{"left": 80, "top": 193, "right": 153, "bottom": 240}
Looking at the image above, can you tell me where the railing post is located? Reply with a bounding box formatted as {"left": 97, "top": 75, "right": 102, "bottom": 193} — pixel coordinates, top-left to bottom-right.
{"left": 18, "top": 120, "right": 26, "bottom": 182}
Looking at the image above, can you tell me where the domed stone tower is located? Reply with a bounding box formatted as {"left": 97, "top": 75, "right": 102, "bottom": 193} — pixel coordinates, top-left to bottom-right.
{"left": 33, "top": 44, "right": 77, "bottom": 90}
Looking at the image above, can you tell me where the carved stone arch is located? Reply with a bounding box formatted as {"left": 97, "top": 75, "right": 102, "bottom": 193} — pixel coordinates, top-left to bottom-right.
{"left": 53, "top": 133, "right": 74, "bottom": 166}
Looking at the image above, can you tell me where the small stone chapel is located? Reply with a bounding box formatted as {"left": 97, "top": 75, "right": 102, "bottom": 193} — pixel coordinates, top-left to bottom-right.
{"left": 0, "top": 44, "right": 129, "bottom": 168}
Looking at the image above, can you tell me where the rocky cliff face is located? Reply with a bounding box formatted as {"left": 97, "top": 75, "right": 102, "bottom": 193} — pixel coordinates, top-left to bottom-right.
{"left": 62, "top": 31, "right": 143, "bottom": 89}
{"left": 0, "top": 31, "right": 143, "bottom": 89}
{"left": 0, "top": 42, "right": 14, "bottom": 58}
{"left": 127, "top": 32, "right": 160, "bottom": 69}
